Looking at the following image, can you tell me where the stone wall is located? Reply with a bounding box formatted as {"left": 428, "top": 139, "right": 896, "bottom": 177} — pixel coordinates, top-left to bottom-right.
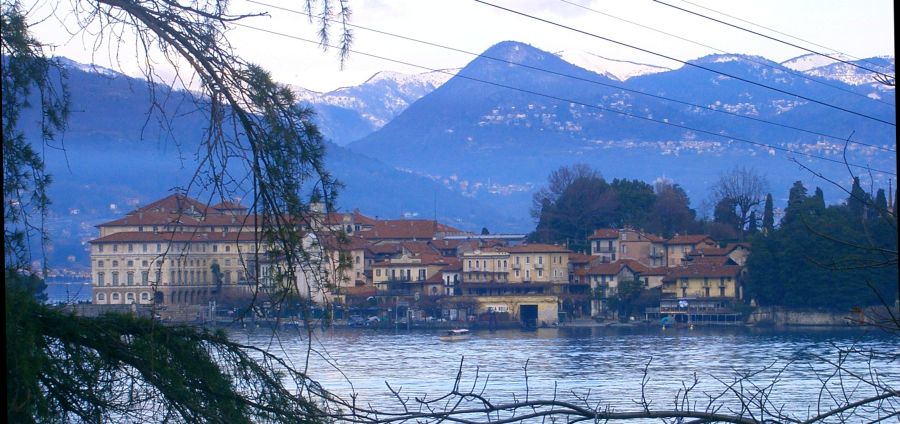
{"left": 747, "top": 306, "right": 896, "bottom": 327}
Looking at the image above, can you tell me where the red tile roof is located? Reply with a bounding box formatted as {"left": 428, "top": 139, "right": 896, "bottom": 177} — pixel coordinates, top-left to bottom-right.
{"left": 588, "top": 229, "right": 619, "bottom": 240}
{"left": 567, "top": 252, "right": 594, "bottom": 264}
{"left": 359, "top": 219, "right": 461, "bottom": 241}
{"left": 666, "top": 234, "right": 715, "bottom": 245}
{"left": 91, "top": 230, "right": 260, "bottom": 244}
{"left": 501, "top": 243, "right": 571, "bottom": 254}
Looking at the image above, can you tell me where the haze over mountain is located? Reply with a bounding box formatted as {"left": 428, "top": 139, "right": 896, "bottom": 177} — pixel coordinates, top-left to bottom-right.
{"left": 24, "top": 61, "right": 506, "bottom": 269}
{"left": 20, "top": 41, "right": 896, "bottom": 268}
{"left": 347, "top": 41, "right": 895, "bottom": 230}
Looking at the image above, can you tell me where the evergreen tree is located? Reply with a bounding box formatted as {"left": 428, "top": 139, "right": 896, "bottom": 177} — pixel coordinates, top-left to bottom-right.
{"left": 747, "top": 210, "right": 759, "bottom": 235}
{"left": 873, "top": 188, "right": 887, "bottom": 218}
{"left": 813, "top": 187, "right": 826, "bottom": 210}
{"left": 782, "top": 181, "right": 808, "bottom": 226}
{"left": 762, "top": 193, "right": 775, "bottom": 235}
{"left": 848, "top": 177, "right": 869, "bottom": 223}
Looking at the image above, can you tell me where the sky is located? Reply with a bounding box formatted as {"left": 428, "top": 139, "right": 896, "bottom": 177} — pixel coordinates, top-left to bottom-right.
{"left": 23, "top": 0, "right": 897, "bottom": 92}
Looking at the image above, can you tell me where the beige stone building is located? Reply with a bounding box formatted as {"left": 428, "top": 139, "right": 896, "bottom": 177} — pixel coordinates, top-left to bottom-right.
{"left": 501, "top": 243, "right": 570, "bottom": 285}
{"left": 90, "top": 194, "right": 261, "bottom": 306}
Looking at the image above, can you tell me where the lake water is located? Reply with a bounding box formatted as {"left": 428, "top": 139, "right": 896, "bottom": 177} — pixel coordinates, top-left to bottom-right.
{"left": 231, "top": 326, "right": 899, "bottom": 421}
{"left": 43, "top": 278, "right": 92, "bottom": 304}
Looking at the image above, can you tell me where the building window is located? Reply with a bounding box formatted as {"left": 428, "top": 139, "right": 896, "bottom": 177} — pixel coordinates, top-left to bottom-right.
{"left": 156, "top": 243, "right": 161, "bottom": 252}
{"left": 127, "top": 260, "right": 134, "bottom": 267}
{"left": 97, "top": 272, "right": 105, "bottom": 286}
{"left": 355, "top": 256, "right": 361, "bottom": 264}
{"left": 98, "top": 244, "right": 104, "bottom": 253}
{"left": 112, "top": 293, "right": 120, "bottom": 302}
{"left": 127, "top": 272, "right": 134, "bottom": 286}
{"left": 525, "top": 256, "right": 530, "bottom": 264}
{"left": 213, "top": 245, "right": 218, "bottom": 253}
{"left": 142, "top": 271, "right": 149, "bottom": 285}
{"left": 98, "top": 260, "right": 104, "bottom": 268}
{"left": 142, "top": 260, "right": 148, "bottom": 267}
{"left": 537, "top": 269, "right": 543, "bottom": 278}
{"left": 538, "top": 256, "right": 543, "bottom": 265}
{"left": 141, "top": 292, "right": 149, "bottom": 301}
{"left": 97, "top": 293, "right": 106, "bottom": 302}
{"left": 376, "top": 269, "right": 381, "bottom": 277}
{"left": 113, "top": 244, "right": 118, "bottom": 252}
{"left": 128, "top": 244, "right": 133, "bottom": 252}
{"left": 112, "top": 272, "right": 119, "bottom": 286}
{"left": 112, "top": 260, "right": 119, "bottom": 267}
{"left": 720, "top": 287, "right": 726, "bottom": 296}
{"left": 142, "top": 244, "right": 148, "bottom": 252}
{"left": 127, "top": 292, "right": 135, "bottom": 302}
{"left": 225, "top": 246, "right": 231, "bottom": 252}
{"left": 515, "top": 270, "right": 520, "bottom": 278}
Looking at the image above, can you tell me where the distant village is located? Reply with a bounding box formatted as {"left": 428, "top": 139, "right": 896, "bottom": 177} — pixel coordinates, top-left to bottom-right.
{"left": 84, "top": 193, "right": 759, "bottom": 327}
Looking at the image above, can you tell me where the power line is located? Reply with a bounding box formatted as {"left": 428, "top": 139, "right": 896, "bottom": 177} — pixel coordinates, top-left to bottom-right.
{"left": 652, "top": 0, "right": 894, "bottom": 80}
{"left": 675, "top": 0, "right": 896, "bottom": 75}
{"left": 246, "top": 0, "right": 895, "bottom": 153}
{"left": 473, "top": 0, "right": 896, "bottom": 127}
{"left": 231, "top": 21, "right": 896, "bottom": 176}
{"left": 555, "top": 0, "right": 895, "bottom": 108}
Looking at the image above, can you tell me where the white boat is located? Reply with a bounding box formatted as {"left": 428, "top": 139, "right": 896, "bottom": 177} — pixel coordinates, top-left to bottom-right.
{"left": 438, "top": 328, "right": 470, "bottom": 341}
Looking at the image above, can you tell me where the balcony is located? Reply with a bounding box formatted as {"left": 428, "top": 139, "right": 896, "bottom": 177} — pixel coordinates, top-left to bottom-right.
{"left": 512, "top": 263, "right": 521, "bottom": 270}
{"left": 649, "top": 251, "right": 664, "bottom": 259}
{"left": 534, "top": 262, "right": 544, "bottom": 269}
{"left": 595, "top": 247, "right": 616, "bottom": 254}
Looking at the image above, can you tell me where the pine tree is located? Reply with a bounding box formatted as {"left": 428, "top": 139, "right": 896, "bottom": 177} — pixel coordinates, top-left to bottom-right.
{"left": 762, "top": 193, "right": 775, "bottom": 235}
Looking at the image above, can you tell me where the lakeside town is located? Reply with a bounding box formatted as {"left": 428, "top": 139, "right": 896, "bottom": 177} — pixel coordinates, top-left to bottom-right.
{"left": 75, "top": 192, "right": 893, "bottom": 328}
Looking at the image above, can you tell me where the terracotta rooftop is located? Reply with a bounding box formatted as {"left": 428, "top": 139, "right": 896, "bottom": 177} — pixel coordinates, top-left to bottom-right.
{"left": 567, "top": 252, "right": 595, "bottom": 264}
{"left": 666, "top": 234, "right": 715, "bottom": 245}
{"left": 359, "top": 219, "right": 461, "bottom": 241}
{"left": 500, "top": 243, "right": 571, "bottom": 254}
{"left": 588, "top": 229, "right": 619, "bottom": 240}
{"left": 91, "top": 230, "right": 260, "bottom": 244}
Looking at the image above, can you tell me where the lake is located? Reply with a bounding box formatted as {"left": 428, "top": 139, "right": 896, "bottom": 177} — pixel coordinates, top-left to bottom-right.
{"left": 230, "top": 325, "right": 899, "bottom": 422}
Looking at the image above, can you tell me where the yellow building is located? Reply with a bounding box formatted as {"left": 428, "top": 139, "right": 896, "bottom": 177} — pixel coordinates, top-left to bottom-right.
{"left": 661, "top": 264, "right": 741, "bottom": 300}
{"left": 664, "top": 234, "right": 717, "bottom": 267}
{"left": 501, "top": 243, "right": 570, "bottom": 285}
{"left": 461, "top": 249, "right": 510, "bottom": 282}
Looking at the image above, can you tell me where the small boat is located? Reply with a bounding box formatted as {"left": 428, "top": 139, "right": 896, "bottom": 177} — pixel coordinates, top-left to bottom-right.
{"left": 439, "top": 328, "right": 471, "bottom": 341}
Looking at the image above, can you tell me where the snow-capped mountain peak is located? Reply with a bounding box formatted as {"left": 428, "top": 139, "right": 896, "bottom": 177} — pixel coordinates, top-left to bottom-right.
{"left": 781, "top": 53, "right": 857, "bottom": 72}
{"left": 555, "top": 51, "right": 671, "bottom": 81}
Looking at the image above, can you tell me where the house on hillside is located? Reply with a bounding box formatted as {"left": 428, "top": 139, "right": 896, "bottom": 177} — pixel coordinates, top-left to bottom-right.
{"left": 664, "top": 234, "right": 717, "bottom": 267}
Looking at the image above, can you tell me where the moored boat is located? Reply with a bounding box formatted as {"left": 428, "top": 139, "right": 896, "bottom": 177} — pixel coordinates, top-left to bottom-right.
{"left": 438, "top": 328, "right": 470, "bottom": 341}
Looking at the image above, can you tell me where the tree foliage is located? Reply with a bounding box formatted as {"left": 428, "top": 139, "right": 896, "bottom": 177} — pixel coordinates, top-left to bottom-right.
{"left": 531, "top": 167, "right": 700, "bottom": 249}
{"left": 3, "top": 0, "right": 351, "bottom": 420}
{"left": 710, "top": 166, "right": 768, "bottom": 242}
{"left": 746, "top": 181, "right": 898, "bottom": 310}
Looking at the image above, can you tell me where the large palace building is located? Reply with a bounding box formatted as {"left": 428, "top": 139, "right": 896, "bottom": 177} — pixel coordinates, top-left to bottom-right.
{"left": 90, "top": 194, "right": 263, "bottom": 306}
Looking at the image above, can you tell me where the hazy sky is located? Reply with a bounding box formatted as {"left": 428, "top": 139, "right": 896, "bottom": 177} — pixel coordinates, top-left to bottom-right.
{"left": 26, "top": 0, "right": 896, "bottom": 92}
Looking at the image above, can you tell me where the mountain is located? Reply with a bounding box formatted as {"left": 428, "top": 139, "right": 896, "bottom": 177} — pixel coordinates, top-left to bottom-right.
{"left": 555, "top": 51, "right": 671, "bottom": 81}
{"left": 348, "top": 41, "right": 896, "bottom": 227}
{"left": 24, "top": 59, "right": 509, "bottom": 268}
{"left": 782, "top": 53, "right": 896, "bottom": 88}
{"left": 292, "top": 69, "right": 456, "bottom": 145}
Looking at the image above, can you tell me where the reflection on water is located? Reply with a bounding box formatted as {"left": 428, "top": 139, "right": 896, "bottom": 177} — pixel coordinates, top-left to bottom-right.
{"left": 231, "top": 326, "right": 899, "bottom": 418}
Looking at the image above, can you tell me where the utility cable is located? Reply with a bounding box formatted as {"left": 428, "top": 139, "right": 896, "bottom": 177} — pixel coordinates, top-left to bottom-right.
{"left": 555, "top": 0, "right": 895, "bottom": 108}
{"left": 674, "top": 0, "right": 896, "bottom": 75}
{"left": 652, "top": 0, "right": 895, "bottom": 80}
{"left": 246, "top": 0, "right": 896, "bottom": 153}
{"left": 473, "top": 0, "right": 896, "bottom": 127}
{"left": 231, "top": 21, "right": 897, "bottom": 176}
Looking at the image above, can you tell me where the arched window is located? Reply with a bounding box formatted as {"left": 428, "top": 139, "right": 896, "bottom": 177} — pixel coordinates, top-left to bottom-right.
{"left": 141, "top": 292, "right": 149, "bottom": 301}
{"left": 127, "top": 292, "right": 135, "bottom": 302}
{"left": 111, "top": 292, "right": 120, "bottom": 302}
{"left": 97, "top": 293, "right": 106, "bottom": 302}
